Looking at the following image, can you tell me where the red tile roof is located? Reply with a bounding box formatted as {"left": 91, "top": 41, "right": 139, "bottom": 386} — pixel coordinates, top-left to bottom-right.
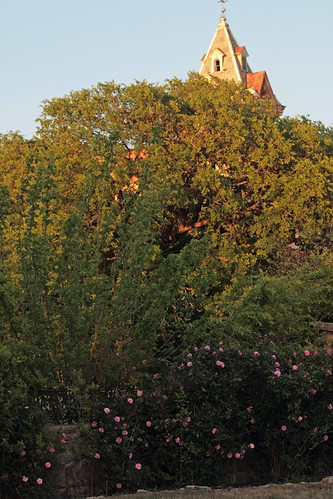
{"left": 234, "top": 46, "right": 245, "bottom": 56}
{"left": 246, "top": 71, "right": 266, "bottom": 95}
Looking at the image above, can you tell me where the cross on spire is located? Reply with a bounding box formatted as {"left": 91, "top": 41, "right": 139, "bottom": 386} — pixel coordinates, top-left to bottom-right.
{"left": 218, "top": 0, "right": 228, "bottom": 15}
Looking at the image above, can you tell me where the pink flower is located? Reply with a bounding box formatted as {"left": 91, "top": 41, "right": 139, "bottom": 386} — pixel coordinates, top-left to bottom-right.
{"left": 166, "top": 438, "right": 170, "bottom": 443}
{"left": 194, "top": 347, "right": 198, "bottom": 352}
{"left": 24, "top": 406, "right": 29, "bottom": 410}
{"left": 250, "top": 418, "right": 255, "bottom": 424}
{"left": 137, "top": 390, "right": 143, "bottom": 397}
{"left": 153, "top": 374, "right": 159, "bottom": 379}
{"left": 22, "top": 476, "right": 29, "bottom": 482}
{"left": 216, "top": 360, "right": 225, "bottom": 368}
{"left": 274, "top": 370, "right": 281, "bottom": 377}
{"left": 127, "top": 398, "right": 133, "bottom": 404}
{"left": 45, "top": 462, "right": 51, "bottom": 468}
{"left": 114, "top": 416, "right": 120, "bottom": 423}
{"left": 328, "top": 349, "right": 333, "bottom": 356}
{"left": 212, "top": 428, "right": 218, "bottom": 434}
{"left": 235, "top": 453, "right": 241, "bottom": 459}
{"left": 328, "top": 404, "right": 333, "bottom": 410}
{"left": 298, "top": 416, "right": 303, "bottom": 421}
{"left": 98, "top": 428, "right": 104, "bottom": 433}
{"left": 219, "top": 347, "right": 223, "bottom": 352}
{"left": 249, "top": 443, "right": 255, "bottom": 449}
{"left": 215, "top": 444, "right": 221, "bottom": 450}
{"left": 61, "top": 439, "right": 66, "bottom": 444}
{"left": 187, "top": 362, "right": 193, "bottom": 367}
{"left": 36, "top": 478, "right": 43, "bottom": 485}
{"left": 304, "top": 350, "right": 310, "bottom": 356}
{"left": 135, "top": 463, "right": 142, "bottom": 470}
{"left": 115, "top": 437, "right": 122, "bottom": 444}
{"left": 187, "top": 417, "right": 191, "bottom": 422}
{"left": 91, "top": 421, "right": 97, "bottom": 428}
{"left": 20, "top": 450, "right": 26, "bottom": 456}
{"left": 49, "top": 447, "right": 55, "bottom": 453}
{"left": 324, "top": 435, "right": 329, "bottom": 441}
{"left": 116, "top": 483, "right": 122, "bottom": 489}
{"left": 275, "top": 362, "right": 280, "bottom": 367}
{"left": 227, "top": 453, "right": 233, "bottom": 458}
{"left": 328, "top": 370, "right": 332, "bottom": 375}
{"left": 253, "top": 351, "right": 260, "bottom": 357}
{"left": 175, "top": 437, "right": 180, "bottom": 444}
{"left": 246, "top": 407, "right": 252, "bottom": 413}
{"left": 313, "top": 428, "right": 318, "bottom": 433}
{"left": 122, "top": 430, "right": 128, "bottom": 435}
{"left": 281, "top": 425, "right": 287, "bottom": 431}
{"left": 146, "top": 421, "right": 152, "bottom": 427}
{"left": 129, "top": 452, "right": 133, "bottom": 459}
{"left": 62, "top": 433, "right": 66, "bottom": 438}
{"left": 187, "top": 353, "right": 192, "bottom": 358}
{"left": 94, "top": 453, "right": 100, "bottom": 459}
{"left": 311, "top": 389, "right": 317, "bottom": 395}
{"left": 179, "top": 386, "right": 184, "bottom": 391}
{"left": 292, "top": 365, "right": 298, "bottom": 371}
{"left": 104, "top": 407, "right": 110, "bottom": 414}
{"left": 272, "top": 355, "right": 276, "bottom": 359}
{"left": 205, "top": 345, "right": 210, "bottom": 351}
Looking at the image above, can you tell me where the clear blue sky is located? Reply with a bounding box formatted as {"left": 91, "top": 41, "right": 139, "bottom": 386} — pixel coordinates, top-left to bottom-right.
{"left": 1, "top": 0, "right": 332, "bottom": 138}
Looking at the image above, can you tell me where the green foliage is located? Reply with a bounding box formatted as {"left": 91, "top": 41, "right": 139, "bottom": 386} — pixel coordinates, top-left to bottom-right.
{"left": 0, "top": 76, "right": 332, "bottom": 491}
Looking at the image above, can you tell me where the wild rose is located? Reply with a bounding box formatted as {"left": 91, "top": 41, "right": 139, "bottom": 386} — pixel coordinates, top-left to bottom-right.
{"left": 235, "top": 453, "right": 241, "bottom": 459}
{"left": 21, "top": 450, "right": 26, "bottom": 456}
{"left": 274, "top": 369, "right": 281, "bottom": 377}
{"left": 328, "top": 404, "right": 333, "bottom": 410}
{"left": 227, "top": 453, "right": 233, "bottom": 458}
{"left": 292, "top": 365, "right": 298, "bottom": 371}
{"left": 205, "top": 345, "right": 210, "bottom": 351}
{"left": 22, "top": 476, "right": 28, "bottom": 482}
{"left": 187, "top": 353, "right": 192, "bottom": 358}
{"left": 175, "top": 437, "right": 181, "bottom": 444}
{"left": 36, "top": 478, "right": 43, "bottom": 485}
{"left": 187, "top": 362, "right": 193, "bottom": 367}
{"left": 304, "top": 350, "right": 310, "bottom": 356}
{"left": 122, "top": 430, "right": 128, "bottom": 435}
{"left": 104, "top": 407, "right": 110, "bottom": 414}
{"left": 324, "top": 435, "right": 329, "bottom": 441}
{"left": 115, "top": 437, "right": 122, "bottom": 444}
{"left": 94, "top": 453, "right": 100, "bottom": 459}
{"left": 298, "top": 416, "right": 303, "bottom": 421}
{"left": 166, "top": 438, "right": 170, "bottom": 443}
{"left": 114, "top": 416, "right": 120, "bottom": 423}
{"left": 275, "top": 362, "right": 280, "bottom": 367}
{"left": 135, "top": 463, "right": 142, "bottom": 470}
{"left": 45, "top": 462, "right": 51, "bottom": 468}
{"left": 249, "top": 443, "right": 255, "bottom": 449}
{"left": 98, "top": 428, "right": 104, "bottom": 433}
{"left": 250, "top": 418, "right": 255, "bottom": 424}
{"left": 24, "top": 406, "right": 29, "bottom": 410}
{"left": 91, "top": 421, "right": 97, "bottom": 428}
{"left": 49, "top": 447, "right": 55, "bottom": 453}
{"left": 61, "top": 439, "right": 66, "bottom": 444}
{"left": 328, "top": 370, "right": 332, "bottom": 375}
{"left": 215, "top": 444, "right": 221, "bottom": 450}
{"left": 311, "top": 389, "right": 317, "bottom": 395}
{"left": 179, "top": 386, "right": 184, "bottom": 391}
{"left": 146, "top": 421, "right": 152, "bottom": 427}
{"left": 116, "top": 483, "right": 122, "bottom": 489}
{"left": 216, "top": 360, "right": 225, "bottom": 368}
{"left": 212, "top": 428, "right": 218, "bottom": 434}
{"left": 253, "top": 351, "right": 260, "bottom": 357}
{"left": 247, "top": 407, "right": 252, "bottom": 413}
{"left": 127, "top": 398, "right": 133, "bottom": 404}
{"left": 281, "top": 425, "right": 287, "bottom": 431}
{"left": 137, "top": 390, "right": 143, "bottom": 397}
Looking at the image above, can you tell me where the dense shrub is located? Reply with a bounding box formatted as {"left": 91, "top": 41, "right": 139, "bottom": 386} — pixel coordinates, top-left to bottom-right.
{"left": 81, "top": 339, "right": 333, "bottom": 494}
{"left": 0, "top": 342, "right": 58, "bottom": 498}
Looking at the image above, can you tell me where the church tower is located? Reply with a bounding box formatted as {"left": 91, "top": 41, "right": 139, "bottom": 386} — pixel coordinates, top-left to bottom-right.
{"left": 199, "top": 7, "right": 285, "bottom": 115}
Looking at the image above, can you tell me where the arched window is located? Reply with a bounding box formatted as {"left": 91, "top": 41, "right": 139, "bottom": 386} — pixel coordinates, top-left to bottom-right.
{"left": 214, "top": 59, "right": 221, "bottom": 72}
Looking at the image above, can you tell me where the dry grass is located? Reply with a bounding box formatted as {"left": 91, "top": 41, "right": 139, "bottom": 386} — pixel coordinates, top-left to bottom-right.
{"left": 92, "top": 481, "right": 333, "bottom": 499}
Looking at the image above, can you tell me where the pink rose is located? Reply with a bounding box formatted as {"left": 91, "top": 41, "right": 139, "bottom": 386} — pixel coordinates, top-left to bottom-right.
{"left": 114, "top": 416, "right": 120, "bottom": 423}
{"left": 115, "top": 437, "right": 122, "bottom": 444}
{"left": 36, "top": 478, "right": 43, "bottom": 485}
{"left": 146, "top": 421, "right": 152, "bottom": 427}
{"left": 49, "top": 447, "right": 55, "bottom": 453}
{"left": 227, "top": 453, "right": 233, "bottom": 458}
{"left": 187, "top": 362, "right": 193, "bottom": 367}
{"left": 22, "top": 476, "right": 29, "bottom": 482}
{"left": 292, "top": 365, "right": 298, "bottom": 371}
{"left": 216, "top": 360, "right": 225, "bottom": 368}
{"left": 21, "top": 450, "right": 26, "bottom": 456}
{"left": 127, "top": 398, "right": 133, "bottom": 404}
{"left": 135, "top": 463, "right": 142, "bottom": 470}
{"left": 249, "top": 443, "right": 255, "bottom": 449}
{"left": 281, "top": 425, "right": 287, "bottom": 431}
{"left": 45, "top": 462, "right": 51, "bottom": 468}
{"left": 104, "top": 407, "right": 110, "bottom": 414}
{"left": 137, "top": 390, "right": 143, "bottom": 397}
{"left": 324, "top": 435, "right": 329, "bottom": 441}
{"left": 116, "top": 483, "right": 122, "bottom": 489}
{"left": 91, "top": 421, "right": 97, "bottom": 428}
{"left": 94, "top": 453, "right": 100, "bottom": 459}
{"left": 212, "top": 428, "right": 218, "bottom": 434}
{"left": 98, "top": 428, "right": 104, "bottom": 433}
{"left": 304, "top": 350, "right": 310, "bottom": 356}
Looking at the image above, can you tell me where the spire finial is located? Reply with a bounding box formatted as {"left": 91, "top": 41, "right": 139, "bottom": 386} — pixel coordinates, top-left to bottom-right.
{"left": 218, "top": 0, "right": 228, "bottom": 16}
